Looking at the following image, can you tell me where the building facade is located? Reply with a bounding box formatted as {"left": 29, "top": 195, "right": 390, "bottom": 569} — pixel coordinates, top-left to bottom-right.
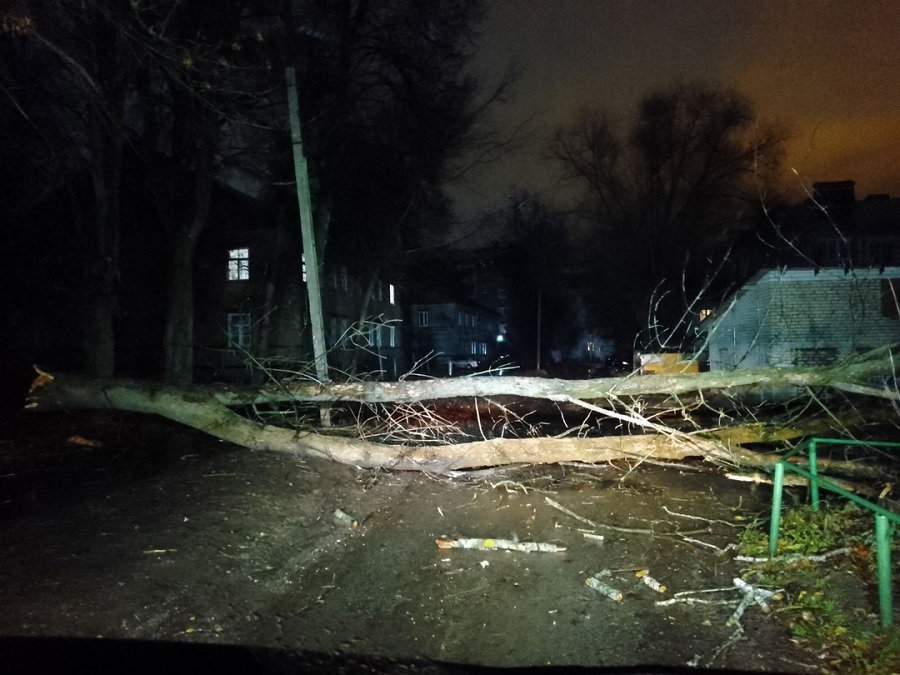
{"left": 407, "top": 300, "right": 502, "bottom": 376}
{"left": 707, "top": 267, "right": 900, "bottom": 369}
{"left": 704, "top": 181, "right": 900, "bottom": 371}
{"left": 194, "top": 189, "right": 404, "bottom": 382}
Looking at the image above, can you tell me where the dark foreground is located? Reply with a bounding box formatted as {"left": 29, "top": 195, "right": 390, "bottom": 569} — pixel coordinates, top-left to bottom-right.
{"left": 0, "top": 411, "right": 869, "bottom": 673}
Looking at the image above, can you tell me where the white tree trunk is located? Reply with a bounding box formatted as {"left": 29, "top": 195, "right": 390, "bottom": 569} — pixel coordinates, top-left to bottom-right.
{"left": 25, "top": 346, "right": 897, "bottom": 474}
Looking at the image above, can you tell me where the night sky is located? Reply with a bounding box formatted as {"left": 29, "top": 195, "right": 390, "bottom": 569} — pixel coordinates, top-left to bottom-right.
{"left": 453, "top": 0, "right": 900, "bottom": 214}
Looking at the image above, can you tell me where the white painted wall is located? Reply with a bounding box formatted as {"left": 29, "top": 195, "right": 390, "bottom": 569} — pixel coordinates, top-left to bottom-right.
{"left": 706, "top": 267, "right": 900, "bottom": 370}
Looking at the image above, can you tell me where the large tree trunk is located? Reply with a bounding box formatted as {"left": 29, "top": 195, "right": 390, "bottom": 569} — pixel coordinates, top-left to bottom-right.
{"left": 208, "top": 342, "right": 900, "bottom": 406}
{"left": 81, "top": 16, "right": 127, "bottom": 378}
{"left": 24, "top": 369, "right": 731, "bottom": 474}
{"left": 162, "top": 111, "right": 216, "bottom": 385}
{"left": 25, "top": 345, "right": 899, "bottom": 475}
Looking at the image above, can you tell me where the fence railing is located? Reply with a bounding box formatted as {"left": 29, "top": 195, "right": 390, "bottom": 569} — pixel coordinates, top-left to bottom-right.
{"left": 768, "top": 437, "right": 900, "bottom": 627}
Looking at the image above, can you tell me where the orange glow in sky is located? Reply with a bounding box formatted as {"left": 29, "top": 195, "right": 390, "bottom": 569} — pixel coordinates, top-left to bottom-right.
{"left": 455, "top": 0, "right": 900, "bottom": 213}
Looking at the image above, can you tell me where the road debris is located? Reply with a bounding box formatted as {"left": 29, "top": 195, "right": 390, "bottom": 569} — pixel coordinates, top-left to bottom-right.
{"left": 654, "top": 578, "right": 783, "bottom": 628}
{"left": 727, "top": 578, "right": 783, "bottom": 625}
{"left": 333, "top": 508, "right": 359, "bottom": 528}
{"left": 636, "top": 569, "right": 666, "bottom": 593}
{"left": 585, "top": 575, "right": 623, "bottom": 602}
{"left": 435, "top": 537, "right": 566, "bottom": 553}
{"left": 65, "top": 435, "right": 102, "bottom": 448}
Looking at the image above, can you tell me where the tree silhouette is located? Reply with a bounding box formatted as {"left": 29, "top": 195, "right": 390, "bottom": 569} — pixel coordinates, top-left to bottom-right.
{"left": 552, "top": 83, "right": 786, "bottom": 349}
{"left": 1, "top": 0, "right": 505, "bottom": 383}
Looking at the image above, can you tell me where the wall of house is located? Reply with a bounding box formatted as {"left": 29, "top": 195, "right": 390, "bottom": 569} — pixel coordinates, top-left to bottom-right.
{"left": 408, "top": 301, "right": 500, "bottom": 374}
{"left": 708, "top": 267, "right": 900, "bottom": 370}
{"left": 322, "top": 268, "right": 404, "bottom": 379}
{"left": 194, "top": 223, "right": 309, "bottom": 382}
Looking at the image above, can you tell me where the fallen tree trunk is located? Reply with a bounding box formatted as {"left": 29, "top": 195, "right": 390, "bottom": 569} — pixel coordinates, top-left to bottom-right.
{"left": 209, "top": 343, "right": 900, "bottom": 406}
{"left": 24, "top": 356, "right": 899, "bottom": 476}
{"left": 24, "top": 368, "right": 724, "bottom": 472}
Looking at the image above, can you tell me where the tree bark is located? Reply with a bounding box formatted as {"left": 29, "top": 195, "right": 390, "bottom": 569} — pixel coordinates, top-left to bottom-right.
{"left": 80, "top": 13, "right": 128, "bottom": 378}
{"left": 25, "top": 346, "right": 899, "bottom": 475}
{"left": 162, "top": 111, "right": 216, "bottom": 385}
{"left": 209, "top": 343, "right": 900, "bottom": 406}
{"left": 25, "top": 369, "right": 727, "bottom": 473}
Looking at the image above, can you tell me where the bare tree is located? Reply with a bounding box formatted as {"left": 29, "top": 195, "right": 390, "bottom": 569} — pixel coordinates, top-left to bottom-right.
{"left": 277, "top": 0, "right": 517, "bottom": 376}
{"left": 498, "top": 191, "right": 574, "bottom": 369}
{"left": 1, "top": 1, "right": 139, "bottom": 377}
{"left": 552, "top": 83, "right": 787, "bottom": 349}
{"left": 1, "top": 0, "right": 279, "bottom": 382}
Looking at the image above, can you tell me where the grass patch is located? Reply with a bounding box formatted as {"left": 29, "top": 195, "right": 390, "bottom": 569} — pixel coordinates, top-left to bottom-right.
{"left": 737, "top": 502, "right": 899, "bottom": 674}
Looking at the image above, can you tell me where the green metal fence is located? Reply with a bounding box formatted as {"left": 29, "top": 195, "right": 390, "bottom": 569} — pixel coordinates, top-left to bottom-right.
{"left": 768, "top": 437, "right": 900, "bottom": 627}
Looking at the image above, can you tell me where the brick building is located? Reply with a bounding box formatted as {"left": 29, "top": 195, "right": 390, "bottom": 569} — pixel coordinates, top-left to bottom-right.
{"left": 706, "top": 267, "right": 900, "bottom": 369}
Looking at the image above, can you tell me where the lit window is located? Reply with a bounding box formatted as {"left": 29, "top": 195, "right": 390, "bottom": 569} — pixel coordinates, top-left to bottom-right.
{"left": 227, "top": 248, "right": 249, "bottom": 281}
{"left": 301, "top": 253, "right": 307, "bottom": 283}
{"left": 418, "top": 310, "right": 429, "bottom": 327}
{"left": 387, "top": 325, "right": 397, "bottom": 347}
{"left": 227, "top": 312, "right": 251, "bottom": 349}
{"left": 389, "top": 284, "right": 395, "bottom": 305}
{"left": 699, "top": 308, "right": 713, "bottom": 321}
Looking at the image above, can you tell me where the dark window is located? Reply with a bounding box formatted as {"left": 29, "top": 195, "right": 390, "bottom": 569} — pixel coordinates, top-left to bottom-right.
{"left": 227, "top": 312, "right": 251, "bottom": 349}
{"left": 792, "top": 347, "right": 838, "bottom": 367}
{"left": 881, "top": 279, "right": 900, "bottom": 318}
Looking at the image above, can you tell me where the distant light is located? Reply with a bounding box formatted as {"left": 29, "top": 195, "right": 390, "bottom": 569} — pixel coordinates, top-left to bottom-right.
{"left": 496, "top": 334, "right": 505, "bottom": 342}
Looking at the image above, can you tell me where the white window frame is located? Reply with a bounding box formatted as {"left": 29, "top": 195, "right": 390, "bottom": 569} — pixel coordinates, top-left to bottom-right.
{"left": 378, "top": 324, "right": 397, "bottom": 348}
{"left": 418, "top": 310, "right": 429, "bottom": 327}
{"left": 227, "top": 248, "right": 250, "bottom": 281}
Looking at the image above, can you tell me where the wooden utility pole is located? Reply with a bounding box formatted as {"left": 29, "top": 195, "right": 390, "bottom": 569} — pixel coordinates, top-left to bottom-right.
{"left": 285, "top": 67, "right": 329, "bottom": 383}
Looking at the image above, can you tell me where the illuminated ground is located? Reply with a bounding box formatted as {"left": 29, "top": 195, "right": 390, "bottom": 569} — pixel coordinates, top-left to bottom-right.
{"left": 0, "top": 412, "right": 864, "bottom": 672}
